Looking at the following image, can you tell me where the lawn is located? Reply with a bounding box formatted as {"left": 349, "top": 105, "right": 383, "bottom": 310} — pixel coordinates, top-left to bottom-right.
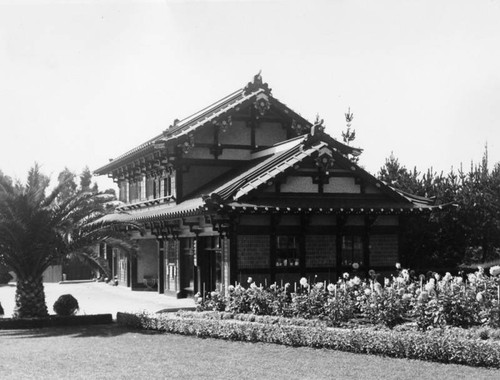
{"left": 0, "top": 324, "right": 499, "bottom": 379}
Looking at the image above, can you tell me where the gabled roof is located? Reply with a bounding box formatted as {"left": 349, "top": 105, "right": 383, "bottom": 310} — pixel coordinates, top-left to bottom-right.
{"left": 97, "top": 129, "right": 444, "bottom": 225}
{"left": 204, "top": 128, "right": 407, "bottom": 206}
{"left": 211, "top": 136, "right": 326, "bottom": 201}
{"left": 94, "top": 73, "right": 361, "bottom": 175}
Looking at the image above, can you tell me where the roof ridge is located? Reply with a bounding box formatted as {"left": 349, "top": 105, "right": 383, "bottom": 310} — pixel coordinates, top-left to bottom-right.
{"left": 165, "top": 88, "right": 244, "bottom": 135}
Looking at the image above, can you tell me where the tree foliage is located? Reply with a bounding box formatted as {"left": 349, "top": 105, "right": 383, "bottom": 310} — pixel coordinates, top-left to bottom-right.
{"left": 0, "top": 164, "right": 138, "bottom": 317}
{"left": 341, "top": 107, "right": 359, "bottom": 164}
{"left": 378, "top": 148, "right": 500, "bottom": 269}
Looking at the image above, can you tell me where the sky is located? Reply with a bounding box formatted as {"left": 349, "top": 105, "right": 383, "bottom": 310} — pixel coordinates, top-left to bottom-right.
{"left": 1, "top": 0, "right": 499, "bottom": 191}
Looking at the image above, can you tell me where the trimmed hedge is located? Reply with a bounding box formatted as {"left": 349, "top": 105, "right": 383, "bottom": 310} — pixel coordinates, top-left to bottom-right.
{"left": 173, "top": 310, "right": 329, "bottom": 328}
{"left": 117, "top": 311, "right": 500, "bottom": 368}
{"left": 0, "top": 314, "right": 113, "bottom": 329}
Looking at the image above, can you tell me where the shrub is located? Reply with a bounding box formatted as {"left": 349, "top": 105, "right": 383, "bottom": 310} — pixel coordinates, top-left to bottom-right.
{"left": 0, "top": 263, "right": 12, "bottom": 284}
{"left": 117, "top": 311, "right": 500, "bottom": 368}
{"left": 53, "top": 294, "right": 79, "bottom": 316}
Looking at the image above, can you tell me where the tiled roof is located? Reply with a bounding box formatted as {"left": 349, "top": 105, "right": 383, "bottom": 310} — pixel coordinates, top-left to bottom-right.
{"left": 96, "top": 198, "right": 204, "bottom": 224}
{"left": 94, "top": 86, "right": 264, "bottom": 174}
{"left": 94, "top": 74, "right": 362, "bottom": 176}
{"left": 210, "top": 137, "right": 326, "bottom": 201}
{"left": 96, "top": 129, "right": 444, "bottom": 224}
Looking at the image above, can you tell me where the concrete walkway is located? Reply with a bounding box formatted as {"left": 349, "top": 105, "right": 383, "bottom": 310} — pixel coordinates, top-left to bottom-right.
{"left": 0, "top": 281, "right": 195, "bottom": 318}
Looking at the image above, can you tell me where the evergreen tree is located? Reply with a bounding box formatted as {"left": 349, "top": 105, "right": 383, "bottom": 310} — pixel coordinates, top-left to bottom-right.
{"left": 80, "top": 166, "right": 93, "bottom": 191}
{"left": 0, "top": 164, "right": 138, "bottom": 318}
{"left": 341, "top": 107, "right": 360, "bottom": 164}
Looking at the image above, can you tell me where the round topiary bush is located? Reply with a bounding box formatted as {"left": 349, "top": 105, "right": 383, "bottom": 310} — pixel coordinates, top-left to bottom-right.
{"left": 53, "top": 294, "right": 79, "bottom": 316}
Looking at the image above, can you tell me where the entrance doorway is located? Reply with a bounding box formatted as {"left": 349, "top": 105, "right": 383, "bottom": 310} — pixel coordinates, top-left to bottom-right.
{"left": 199, "top": 236, "right": 222, "bottom": 293}
{"left": 180, "top": 237, "right": 195, "bottom": 296}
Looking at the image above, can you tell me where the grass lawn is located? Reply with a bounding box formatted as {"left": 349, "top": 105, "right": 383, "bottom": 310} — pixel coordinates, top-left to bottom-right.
{"left": 0, "top": 324, "right": 499, "bottom": 379}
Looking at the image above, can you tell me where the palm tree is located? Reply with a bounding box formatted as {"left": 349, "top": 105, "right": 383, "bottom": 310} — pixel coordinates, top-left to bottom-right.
{"left": 0, "top": 165, "right": 138, "bottom": 318}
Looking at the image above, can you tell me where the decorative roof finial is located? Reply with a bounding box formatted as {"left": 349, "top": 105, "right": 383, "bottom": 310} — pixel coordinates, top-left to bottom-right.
{"left": 310, "top": 114, "right": 325, "bottom": 136}
{"left": 243, "top": 71, "right": 271, "bottom": 95}
{"left": 255, "top": 70, "right": 262, "bottom": 83}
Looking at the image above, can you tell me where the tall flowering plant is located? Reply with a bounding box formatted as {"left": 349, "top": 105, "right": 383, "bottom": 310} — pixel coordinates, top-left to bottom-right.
{"left": 359, "top": 281, "right": 412, "bottom": 328}
{"left": 323, "top": 283, "right": 357, "bottom": 326}
{"left": 290, "top": 278, "right": 327, "bottom": 319}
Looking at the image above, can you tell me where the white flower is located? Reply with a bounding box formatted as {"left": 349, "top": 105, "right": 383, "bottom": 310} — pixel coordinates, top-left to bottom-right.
{"left": 434, "top": 273, "right": 440, "bottom": 281}
{"left": 247, "top": 277, "right": 253, "bottom": 284}
{"left": 315, "top": 282, "right": 324, "bottom": 290}
{"left": 418, "top": 291, "right": 429, "bottom": 303}
{"left": 476, "top": 292, "right": 484, "bottom": 303}
{"left": 424, "top": 282, "right": 435, "bottom": 292}
{"left": 395, "top": 263, "right": 402, "bottom": 270}
{"left": 454, "top": 277, "right": 463, "bottom": 285}
{"left": 250, "top": 282, "right": 258, "bottom": 289}
{"left": 364, "top": 288, "right": 371, "bottom": 296}
{"left": 489, "top": 265, "right": 500, "bottom": 277}
{"left": 353, "top": 276, "right": 361, "bottom": 286}
{"left": 352, "top": 262, "right": 360, "bottom": 270}
{"left": 210, "top": 291, "right": 217, "bottom": 298}
{"left": 343, "top": 272, "right": 349, "bottom": 280}
{"left": 299, "top": 277, "right": 308, "bottom": 286}
{"left": 284, "top": 282, "right": 290, "bottom": 288}
{"left": 384, "top": 278, "right": 390, "bottom": 286}
{"left": 468, "top": 273, "right": 477, "bottom": 283}
{"left": 402, "top": 293, "right": 412, "bottom": 301}
{"left": 228, "top": 285, "right": 235, "bottom": 292}
{"left": 327, "top": 283, "right": 335, "bottom": 292}
{"left": 402, "top": 269, "right": 409, "bottom": 277}
{"left": 270, "top": 284, "right": 276, "bottom": 290}
{"left": 396, "top": 277, "right": 406, "bottom": 284}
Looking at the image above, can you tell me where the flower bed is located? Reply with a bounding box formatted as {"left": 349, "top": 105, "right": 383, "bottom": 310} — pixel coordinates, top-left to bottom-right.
{"left": 116, "top": 265, "right": 500, "bottom": 367}
{"left": 196, "top": 266, "right": 500, "bottom": 330}
{"left": 116, "top": 311, "right": 500, "bottom": 368}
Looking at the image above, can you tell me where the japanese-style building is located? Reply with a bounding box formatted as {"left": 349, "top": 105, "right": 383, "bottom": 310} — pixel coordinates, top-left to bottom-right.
{"left": 94, "top": 73, "right": 440, "bottom": 297}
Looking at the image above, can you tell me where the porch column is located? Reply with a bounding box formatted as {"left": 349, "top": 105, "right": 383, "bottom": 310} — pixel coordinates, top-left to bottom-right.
{"left": 157, "top": 239, "right": 165, "bottom": 294}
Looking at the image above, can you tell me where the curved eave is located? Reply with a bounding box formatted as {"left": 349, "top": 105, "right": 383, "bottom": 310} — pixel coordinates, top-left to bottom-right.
{"left": 93, "top": 198, "right": 206, "bottom": 225}
{"left": 219, "top": 202, "right": 450, "bottom": 216}
{"left": 94, "top": 143, "right": 158, "bottom": 175}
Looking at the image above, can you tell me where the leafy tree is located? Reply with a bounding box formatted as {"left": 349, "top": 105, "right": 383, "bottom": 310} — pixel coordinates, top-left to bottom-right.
{"left": 0, "top": 164, "right": 138, "bottom": 318}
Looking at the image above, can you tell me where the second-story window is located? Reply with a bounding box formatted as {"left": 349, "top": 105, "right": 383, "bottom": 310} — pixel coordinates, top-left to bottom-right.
{"left": 163, "top": 176, "right": 172, "bottom": 197}
{"left": 140, "top": 175, "right": 146, "bottom": 200}
{"left": 119, "top": 180, "right": 128, "bottom": 203}
{"left": 145, "top": 176, "right": 155, "bottom": 200}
